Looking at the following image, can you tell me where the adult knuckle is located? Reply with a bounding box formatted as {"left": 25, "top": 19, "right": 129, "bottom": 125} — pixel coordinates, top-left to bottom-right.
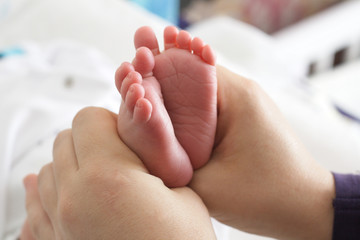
{"left": 82, "top": 166, "right": 104, "bottom": 185}
{"left": 106, "top": 169, "right": 134, "bottom": 192}
{"left": 53, "top": 129, "right": 71, "bottom": 149}
{"left": 58, "top": 194, "right": 76, "bottom": 225}
{"left": 38, "top": 163, "right": 52, "bottom": 186}
{"left": 82, "top": 167, "right": 133, "bottom": 198}
{"left": 94, "top": 170, "right": 134, "bottom": 208}
{"left": 25, "top": 197, "right": 33, "bottom": 212}
{"left": 28, "top": 212, "right": 43, "bottom": 238}
{"left": 99, "top": 167, "right": 132, "bottom": 185}
{"left": 72, "top": 107, "right": 105, "bottom": 128}
{"left": 240, "top": 78, "right": 261, "bottom": 99}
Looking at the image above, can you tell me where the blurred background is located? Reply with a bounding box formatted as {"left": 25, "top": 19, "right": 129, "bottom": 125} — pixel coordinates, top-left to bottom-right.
{"left": 1, "top": 0, "right": 359, "bottom": 239}
{"left": 133, "top": 0, "right": 344, "bottom": 32}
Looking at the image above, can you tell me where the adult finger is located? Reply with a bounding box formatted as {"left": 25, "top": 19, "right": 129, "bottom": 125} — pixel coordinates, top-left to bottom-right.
{"left": 24, "top": 174, "right": 55, "bottom": 239}
{"left": 37, "top": 163, "right": 58, "bottom": 223}
{"left": 20, "top": 219, "right": 36, "bottom": 240}
{"left": 71, "top": 107, "right": 145, "bottom": 170}
{"left": 52, "top": 129, "right": 78, "bottom": 185}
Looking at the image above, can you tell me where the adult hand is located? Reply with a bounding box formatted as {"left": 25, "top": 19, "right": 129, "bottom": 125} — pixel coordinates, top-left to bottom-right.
{"left": 190, "top": 66, "right": 335, "bottom": 240}
{"left": 21, "top": 107, "right": 216, "bottom": 240}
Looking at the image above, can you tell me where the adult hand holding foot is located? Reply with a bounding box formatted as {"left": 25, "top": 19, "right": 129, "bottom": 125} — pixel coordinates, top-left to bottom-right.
{"left": 114, "top": 26, "right": 335, "bottom": 239}
{"left": 20, "top": 107, "right": 216, "bottom": 240}
{"left": 21, "top": 66, "right": 336, "bottom": 240}
{"left": 190, "top": 66, "right": 335, "bottom": 240}
{"left": 21, "top": 25, "right": 338, "bottom": 240}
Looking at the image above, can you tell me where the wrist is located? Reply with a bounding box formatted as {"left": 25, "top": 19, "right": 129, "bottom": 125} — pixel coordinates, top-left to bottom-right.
{"left": 267, "top": 161, "right": 335, "bottom": 240}
{"left": 296, "top": 165, "right": 335, "bottom": 240}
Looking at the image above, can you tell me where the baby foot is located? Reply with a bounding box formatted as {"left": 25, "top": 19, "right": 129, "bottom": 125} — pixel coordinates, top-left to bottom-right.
{"left": 116, "top": 47, "right": 193, "bottom": 187}
{"left": 134, "top": 26, "right": 217, "bottom": 169}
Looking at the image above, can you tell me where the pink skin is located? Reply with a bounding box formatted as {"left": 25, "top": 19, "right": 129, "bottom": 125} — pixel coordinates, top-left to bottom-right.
{"left": 116, "top": 26, "right": 217, "bottom": 187}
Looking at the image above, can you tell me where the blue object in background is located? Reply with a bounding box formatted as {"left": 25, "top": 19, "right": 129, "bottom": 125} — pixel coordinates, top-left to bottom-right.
{"left": 130, "top": 0, "right": 179, "bottom": 25}
{"left": 334, "top": 104, "right": 360, "bottom": 124}
{"left": 0, "top": 47, "right": 25, "bottom": 59}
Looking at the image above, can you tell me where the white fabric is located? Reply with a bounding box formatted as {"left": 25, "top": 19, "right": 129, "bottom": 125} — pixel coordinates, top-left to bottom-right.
{"left": 0, "top": 0, "right": 27, "bottom": 21}
{"left": 0, "top": 41, "right": 119, "bottom": 239}
{"left": 310, "top": 60, "right": 360, "bottom": 119}
{"left": 0, "top": 0, "right": 169, "bottom": 64}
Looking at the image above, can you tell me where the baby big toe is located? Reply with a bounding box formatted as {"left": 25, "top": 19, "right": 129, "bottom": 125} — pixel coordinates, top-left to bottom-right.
{"left": 134, "top": 26, "right": 160, "bottom": 56}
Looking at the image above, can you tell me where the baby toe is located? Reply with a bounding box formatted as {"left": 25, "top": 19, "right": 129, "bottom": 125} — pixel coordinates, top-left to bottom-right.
{"left": 125, "top": 83, "right": 145, "bottom": 113}
{"left": 132, "top": 47, "right": 155, "bottom": 78}
{"left": 202, "top": 45, "right": 216, "bottom": 66}
{"left": 115, "top": 62, "right": 134, "bottom": 93}
{"left": 176, "top": 30, "right": 192, "bottom": 51}
{"left": 164, "top": 26, "right": 179, "bottom": 50}
{"left": 133, "top": 98, "right": 152, "bottom": 123}
{"left": 191, "top": 37, "right": 204, "bottom": 57}
{"left": 134, "top": 26, "right": 160, "bottom": 55}
{"left": 120, "top": 71, "right": 142, "bottom": 101}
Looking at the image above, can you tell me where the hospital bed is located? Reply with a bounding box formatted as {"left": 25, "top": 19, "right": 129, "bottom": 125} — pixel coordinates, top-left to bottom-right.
{"left": 0, "top": 0, "right": 359, "bottom": 239}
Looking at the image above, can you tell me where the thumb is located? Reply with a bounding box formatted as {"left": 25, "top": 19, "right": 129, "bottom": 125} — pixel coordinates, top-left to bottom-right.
{"left": 71, "top": 107, "right": 147, "bottom": 172}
